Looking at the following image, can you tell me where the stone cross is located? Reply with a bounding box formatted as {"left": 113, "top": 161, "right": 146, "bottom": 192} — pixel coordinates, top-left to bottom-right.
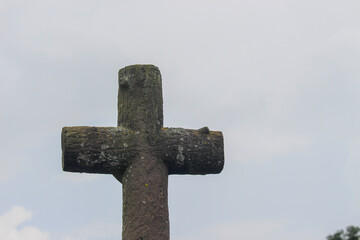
{"left": 61, "top": 64, "right": 224, "bottom": 240}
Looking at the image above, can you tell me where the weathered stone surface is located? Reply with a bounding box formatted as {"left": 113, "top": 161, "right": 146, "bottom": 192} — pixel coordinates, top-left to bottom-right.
{"left": 62, "top": 126, "right": 139, "bottom": 175}
{"left": 157, "top": 127, "right": 224, "bottom": 175}
{"left": 118, "top": 65, "right": 163, "bottom": 135}
{"left": 61, "top": 64, "right": 225, "bottom": 240}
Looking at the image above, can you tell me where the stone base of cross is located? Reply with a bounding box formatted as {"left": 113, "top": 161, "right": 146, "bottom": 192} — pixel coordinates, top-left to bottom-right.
{"left": 62, "top": 65, "right": 224, "bottom": 240}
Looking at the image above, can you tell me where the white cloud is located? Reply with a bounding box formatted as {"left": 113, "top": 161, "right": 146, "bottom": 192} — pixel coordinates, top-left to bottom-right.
{"left": 345, "top": 140, "right": 360, "bottom": 214}
{"left": 58, "top": 172, "right": 100, "bottom": 184}
{"left": 173, "top": 219, "right": 322, "bottom": 240}
{"left": 0, "top": 155, "right": 18, "bottom": 183}
{"left": 0, "top": 206, "right": 49, "bottom": 240}
{"left": 227, "top": 129, "right": 311, "bottom": 163}
{"left": 61, "top": 222, "right": 121, "bottom": 240}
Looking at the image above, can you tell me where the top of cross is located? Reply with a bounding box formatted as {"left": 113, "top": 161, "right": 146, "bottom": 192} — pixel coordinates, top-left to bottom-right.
{"left": 118, "top": 65, "right": 163, "bottom": 133}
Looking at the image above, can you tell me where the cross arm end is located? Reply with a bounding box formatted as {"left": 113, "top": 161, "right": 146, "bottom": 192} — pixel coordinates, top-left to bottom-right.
{"left": 61, "top": 126, "right": 139, "bottom": 175}
{"left": 157, "top": 127, "right": 224, "bottom": 175}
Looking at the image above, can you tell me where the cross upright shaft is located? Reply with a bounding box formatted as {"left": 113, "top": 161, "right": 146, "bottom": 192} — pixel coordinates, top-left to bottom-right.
{"left": 61, "top": 65, "right": 224, "bottom": 240}
{"left": 118, "top": 65, "right": 168, "bottom": 239}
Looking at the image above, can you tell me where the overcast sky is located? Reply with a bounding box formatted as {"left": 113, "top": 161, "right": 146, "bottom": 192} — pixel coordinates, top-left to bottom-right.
{"left": 1, "top": 0, "right": 360, "bottom": 239}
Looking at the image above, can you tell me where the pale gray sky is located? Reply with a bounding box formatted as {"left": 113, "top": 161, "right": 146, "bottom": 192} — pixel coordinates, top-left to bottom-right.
{"left": 1, "top": 0, "right": 360, "bottom": 239}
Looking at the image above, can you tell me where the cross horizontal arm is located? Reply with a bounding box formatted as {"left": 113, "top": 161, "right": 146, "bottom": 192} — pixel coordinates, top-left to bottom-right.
{"left": 156, "top": 127, "right": 224, "bottom": 175}
{"left": 62, "top": 126, "right": 139, "bottom": 175}
{"left": 62, "top": 126, "right": 224, "bottom": 176}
